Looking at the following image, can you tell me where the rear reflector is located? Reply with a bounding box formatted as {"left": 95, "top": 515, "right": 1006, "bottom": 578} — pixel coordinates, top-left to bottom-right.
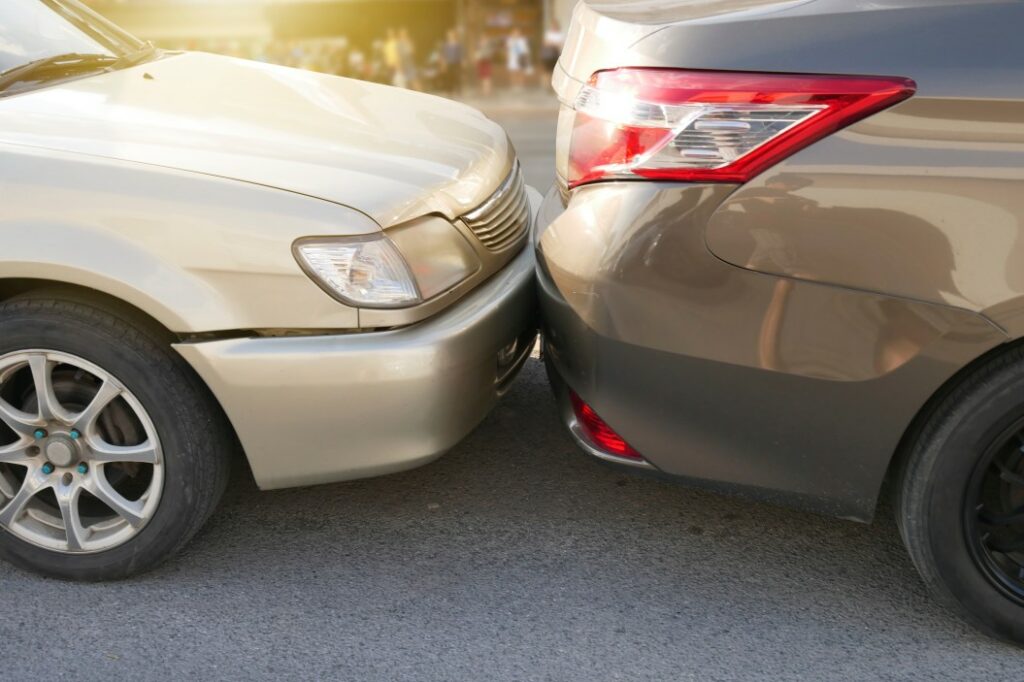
{"left": 568, "top": 68, "right": 916, "bottom": 188}
{"left": 569, "top": 390, "right": 643, "bottom": 461}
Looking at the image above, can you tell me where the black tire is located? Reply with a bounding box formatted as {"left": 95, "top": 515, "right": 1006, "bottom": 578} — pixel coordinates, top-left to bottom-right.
{"left": 0, "top": 294, "right": 232, "bottom": 580}
{"left": 898, "top": 344, "right": 1024, "bottom": 644}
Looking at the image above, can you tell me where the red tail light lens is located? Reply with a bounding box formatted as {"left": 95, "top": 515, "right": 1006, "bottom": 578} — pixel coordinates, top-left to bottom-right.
{"left": 568, "top": 68, "right": 916, "bottom": 188}
{"left": 569, "top": 391, "right": 643, "bottom": 461}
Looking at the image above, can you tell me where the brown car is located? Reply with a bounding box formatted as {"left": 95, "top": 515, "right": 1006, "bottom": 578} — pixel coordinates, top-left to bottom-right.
{"left": 536, "top": 0, "right": 1024, "bottom": 643}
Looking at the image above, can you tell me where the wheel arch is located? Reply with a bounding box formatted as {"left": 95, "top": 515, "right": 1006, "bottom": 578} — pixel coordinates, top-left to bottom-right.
{"left": 0, "top": 278, "right": 181, "bottom": 341}
{"left": 882, "top": 335, "right": 1024, "bottom": 511}
{"left": 0, "top": 278, "right": 250, "bottom": 477}
{"left": 0, "top": 269, "right": 194, "bottom": 335}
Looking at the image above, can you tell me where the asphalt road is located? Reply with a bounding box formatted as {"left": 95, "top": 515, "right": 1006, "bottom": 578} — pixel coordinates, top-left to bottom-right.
{"left": 2, "top": 103, "right": 1022, "bottom": 681}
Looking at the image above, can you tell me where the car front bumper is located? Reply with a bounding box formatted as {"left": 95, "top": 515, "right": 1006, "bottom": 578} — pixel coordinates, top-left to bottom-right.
{"left": 174, "top": 242, "right": 536, "bottom": 490}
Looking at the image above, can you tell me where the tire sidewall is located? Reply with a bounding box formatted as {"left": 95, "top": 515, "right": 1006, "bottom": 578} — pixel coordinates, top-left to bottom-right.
{"left": 0, "top": 309, "right": 208, "bottom": 579}
{"left": 919, "top": 373, "right": 1024, "bottom": 642}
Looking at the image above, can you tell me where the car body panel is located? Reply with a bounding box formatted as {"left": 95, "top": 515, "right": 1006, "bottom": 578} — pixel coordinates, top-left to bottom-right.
{"left": 556, "top": 0, "right": 1024, "bottom": 98}
{"left": 0, "top": 51, "right": 514, "bottom": 227}
{"left": 535, "top": 183, "right": 1007, "bottom": 520}
{"left": 0, "top": 142, "right": 369, "bottom": 332}
{"left": 705, "top": 98, "right": 1024, "bottom": 324}
{"left": 578, "top": 0, "right": 816, "bottom": 25}
{"left": 177, "top": 243, "right": 537, "bottom": 490}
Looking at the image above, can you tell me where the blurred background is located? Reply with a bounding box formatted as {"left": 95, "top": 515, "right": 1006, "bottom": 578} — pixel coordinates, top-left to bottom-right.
{"left": 78, "top": 0, "right": 564, "bottom": 189}
{"left": 79, "top": 0, "right": 572, "bottom": 105}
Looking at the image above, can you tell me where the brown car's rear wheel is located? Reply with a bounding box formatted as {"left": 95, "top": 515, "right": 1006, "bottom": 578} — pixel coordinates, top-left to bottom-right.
{"left": 964, "top": 418, "right": 1024, "bottom": 607}
{"left": 898, "top": 345, "right": 1024, "bottom": 645}
{"left": 0, "top": 294, "right": 232, "bottom": 580}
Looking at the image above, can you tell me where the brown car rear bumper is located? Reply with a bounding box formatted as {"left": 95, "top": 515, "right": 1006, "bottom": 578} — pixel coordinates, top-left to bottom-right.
{"left": 535, "top": 182, "right": 1006, "bottom": 521}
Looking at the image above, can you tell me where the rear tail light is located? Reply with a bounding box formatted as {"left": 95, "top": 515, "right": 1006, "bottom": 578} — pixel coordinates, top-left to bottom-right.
{"left": 567, "top": 68, "right": 915, "bottom": 188}
{"left": 569, "top": 391, "right": 643, "bottom": 461}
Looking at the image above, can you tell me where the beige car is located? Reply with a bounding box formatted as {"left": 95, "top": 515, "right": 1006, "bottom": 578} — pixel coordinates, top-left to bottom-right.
{"left": 0, "top": 0, "right": 537, "bottom": 579}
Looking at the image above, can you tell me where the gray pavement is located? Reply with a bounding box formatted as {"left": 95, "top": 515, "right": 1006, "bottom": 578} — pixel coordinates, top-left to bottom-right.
{"left": 474, "top": 93, "right": 559, "bottom": 190}
{"left": 2, "top": 105, "right": 1022, "bottom": 681}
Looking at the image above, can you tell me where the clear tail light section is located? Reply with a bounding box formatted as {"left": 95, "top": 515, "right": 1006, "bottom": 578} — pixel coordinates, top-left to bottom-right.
{"left": 567, "top": 68, "right": 916, "bottom": 188}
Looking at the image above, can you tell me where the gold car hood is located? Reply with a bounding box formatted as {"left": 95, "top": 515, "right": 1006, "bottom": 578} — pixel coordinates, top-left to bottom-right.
{"left": 0, "top": 52, "right": 513, "bottom": 227}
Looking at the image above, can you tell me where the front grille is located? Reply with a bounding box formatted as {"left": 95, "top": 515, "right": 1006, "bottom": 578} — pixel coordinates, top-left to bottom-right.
{"left": 461, "top": 162, "right": 530, "bottom": 252}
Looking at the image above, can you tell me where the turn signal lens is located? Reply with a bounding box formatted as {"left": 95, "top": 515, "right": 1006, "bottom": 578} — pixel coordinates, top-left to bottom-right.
{"left": 570, "top": 390, "right": 643, "bottom": 461}
{"left": 568, "top": 68, "right": 916, "bottom": 188}
{"left": 295, "top": 236, "right": 421, "bottom": 308}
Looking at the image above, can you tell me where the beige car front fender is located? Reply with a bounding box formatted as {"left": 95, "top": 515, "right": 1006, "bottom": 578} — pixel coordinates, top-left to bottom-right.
{"left": 0, "top": 143, "right": 379, "bottom": 332}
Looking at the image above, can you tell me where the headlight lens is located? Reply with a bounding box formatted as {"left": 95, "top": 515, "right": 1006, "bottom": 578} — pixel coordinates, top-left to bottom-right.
{"left": 294, "top": 218, "right": 482, "bottom": 309}
{"left": 386, "top": 217, "right": 481, "bottom": 300}
{"left": 294, "top": 235, "right": 422, "bottom": 308}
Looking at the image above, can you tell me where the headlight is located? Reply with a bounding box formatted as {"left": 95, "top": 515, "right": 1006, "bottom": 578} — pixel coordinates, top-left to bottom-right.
{"left": 294, "top": 217, "right": 481, "bottom": 309}
{"left": 295, "top": 235, "right": 420, "bottom": 308}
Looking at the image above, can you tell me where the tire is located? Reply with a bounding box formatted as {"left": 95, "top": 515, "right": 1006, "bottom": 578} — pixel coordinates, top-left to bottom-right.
{"left": 0, "top": 294, "right": 232, "bottom": 580}
{"left": 898, "top": 344, "right": 1024, "bottom": 644}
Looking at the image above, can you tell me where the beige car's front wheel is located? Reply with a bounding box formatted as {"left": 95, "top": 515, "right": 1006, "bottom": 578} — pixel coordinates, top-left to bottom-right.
{"left": 0, "top": 294, "right": 232, "bottom": 580}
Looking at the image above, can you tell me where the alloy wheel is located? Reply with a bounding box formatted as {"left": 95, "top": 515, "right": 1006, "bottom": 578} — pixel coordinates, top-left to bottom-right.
{"left": 0, "top": 350, "right": 163, "bottom": 553}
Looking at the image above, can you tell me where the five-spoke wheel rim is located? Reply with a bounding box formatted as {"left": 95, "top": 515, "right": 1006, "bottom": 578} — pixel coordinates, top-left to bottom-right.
{"left": 0, "top": 350, "right": 163, "bottom": 553}
{"left": 966, "top": 417, "right": 1024, "bottom": 605}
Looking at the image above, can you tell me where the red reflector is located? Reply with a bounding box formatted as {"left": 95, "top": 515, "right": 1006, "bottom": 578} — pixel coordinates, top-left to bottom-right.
{"left": 569, "top": 390, "right": 643, "bottom": 461}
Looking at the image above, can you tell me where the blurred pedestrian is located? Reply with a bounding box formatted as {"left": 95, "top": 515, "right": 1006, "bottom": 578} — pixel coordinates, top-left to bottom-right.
{"left": 330, "top": 38, "right": 349, "bottom": 77}
{"left": 441, "top": 29, "right": 463, "bottom": 95}
{"left": 369, "top": 39, "right": 387, "bottom": 84}
{"left": 506, "top": 28, "right": 531, "bottom": 89}
{"left": 397, "top": 27, "right": 419, "bottom": 90}
{"left": 541, "top": 20, "right": 564, "bottom": 85}
{"left": 423, "top": 42, "right": 445, "bottom": 91}
{"left": 348, "top": 47, "right": 365, "bottom": 80}
{"left": 475, "top": 36, "right": 494, "bottom": 96}
{"left": 383, "top": 28, "right": 400, "bottom": 85}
